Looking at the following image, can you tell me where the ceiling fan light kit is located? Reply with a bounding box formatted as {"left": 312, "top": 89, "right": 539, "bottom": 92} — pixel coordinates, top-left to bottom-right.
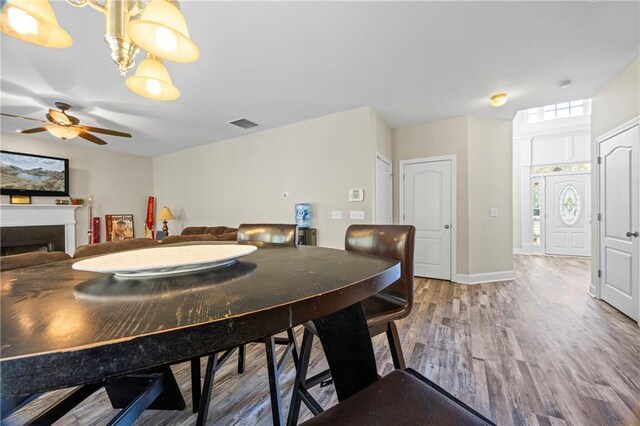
{"left": 0, "top": 0, "right": 72, "bottom": 48}
{"left": 2, "top": 101, "right": 133, "bottom": 145}
{"left": 45, "top": 124, "right": 81, "bottom": 140}
{"left": 0, "top": 0, "right": 199, "bottom": 101}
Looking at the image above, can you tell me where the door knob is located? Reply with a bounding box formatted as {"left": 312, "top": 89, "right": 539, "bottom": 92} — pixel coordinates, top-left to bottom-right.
{"left": 444, "top": 224, "right": 450, "bottom": 229}
{"left": 627, "top": 231, "right": 639, "bottom": 238}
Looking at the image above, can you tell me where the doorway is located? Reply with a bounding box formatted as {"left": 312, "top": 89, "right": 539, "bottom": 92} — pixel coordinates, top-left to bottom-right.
{"left": 400, "top": 155, "right": 456, "bottom": 281}
{"left": 596, "top": 117, "right": 639, "bottom": 322}
{"left": 375, "top": 153, "right": 392, "bottom": 225}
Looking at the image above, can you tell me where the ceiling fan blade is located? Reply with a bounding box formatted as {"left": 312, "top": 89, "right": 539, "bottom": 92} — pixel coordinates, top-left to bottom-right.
{"left": 1, "top": 112, "right": 47, "bottom": 123}
{"left": 18, "top": 127, "right": 48, "bottom": 134}
{"left": 79, "top": 126, "right": 132, "bottom": 138}
{"left": 78, "top": 131, "right": 107, "bottom": 145}
{"left": 48, "top": 109, "right": 72, "bottom": 125}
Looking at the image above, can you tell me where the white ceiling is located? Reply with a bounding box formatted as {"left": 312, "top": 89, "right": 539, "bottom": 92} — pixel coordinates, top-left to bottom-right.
{"left": 1, "top": 1, "right": 638, "bottom": 157}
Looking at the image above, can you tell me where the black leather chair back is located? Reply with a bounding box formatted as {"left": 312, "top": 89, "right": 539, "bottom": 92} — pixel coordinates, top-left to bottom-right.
{"left": 237, "top": 224, "right": 298, "bottom": 246}
{"left": 345, "top": 224, "right": 415, "bottom": 314}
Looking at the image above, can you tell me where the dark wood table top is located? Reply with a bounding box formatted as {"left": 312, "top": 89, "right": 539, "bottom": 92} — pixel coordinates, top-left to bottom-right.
{"left": 1, "top": 245, "right": 399, "bottom": 396}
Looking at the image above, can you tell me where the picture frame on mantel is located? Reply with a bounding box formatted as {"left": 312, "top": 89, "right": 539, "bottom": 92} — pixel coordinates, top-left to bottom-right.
{"left": 105, "top": 214, "right": 134, "bottom": 241}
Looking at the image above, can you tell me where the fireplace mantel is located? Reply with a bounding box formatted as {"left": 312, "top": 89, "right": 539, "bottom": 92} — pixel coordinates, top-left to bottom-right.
{"left": 0, "top": 204, "right": 80, "bottom": 255}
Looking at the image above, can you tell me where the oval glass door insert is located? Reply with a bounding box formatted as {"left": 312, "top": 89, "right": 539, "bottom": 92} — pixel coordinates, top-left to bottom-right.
{"left": 559, "top": 185, "right": 581, "bottom": 226}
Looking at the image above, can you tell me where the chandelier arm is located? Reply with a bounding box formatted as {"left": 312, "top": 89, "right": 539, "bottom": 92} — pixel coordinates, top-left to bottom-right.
{"left": 129, "top": 0, "right": 143, "bottom": 17}
{"left": 65, "top": 0, "right": 106, "bottom": 13}
{"left": 87, "top": 0, "right": 106, "bottom": 13}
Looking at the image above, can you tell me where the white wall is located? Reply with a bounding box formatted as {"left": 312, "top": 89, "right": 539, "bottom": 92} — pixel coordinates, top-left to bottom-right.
{"left": 153, "top": 106, "right": 379, "bottom": 249}
{"left": 0, "top": 132, "right": 153, "bottom": 248}
{"left": 590, "top": 57, "right": 640, "bottom": 295}
{"left": 467, "top": 117, "right": 513, "bottom": 276}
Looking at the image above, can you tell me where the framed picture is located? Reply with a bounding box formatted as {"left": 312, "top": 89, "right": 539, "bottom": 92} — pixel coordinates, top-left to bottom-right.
{"left": 105, "top": 214, "right": 134, "bottom": 241}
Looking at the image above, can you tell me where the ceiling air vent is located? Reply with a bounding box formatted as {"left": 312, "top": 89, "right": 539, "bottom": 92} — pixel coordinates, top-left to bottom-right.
{"left": 229, "top": 118, "right": 259, "bottom": 129}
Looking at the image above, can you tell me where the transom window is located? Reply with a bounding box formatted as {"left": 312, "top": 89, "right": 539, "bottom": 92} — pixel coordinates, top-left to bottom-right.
{"left": 527, "top": 100, "right": 589, "bottom": 123}
{"left": 532, "top": 163, "right": 591, "bottom": 175}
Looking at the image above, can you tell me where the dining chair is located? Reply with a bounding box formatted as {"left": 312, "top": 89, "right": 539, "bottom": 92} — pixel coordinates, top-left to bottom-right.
{"left": 1, "top": 251, "right": 71, "bottom": 272}
{"left": 287, "top": 224, "right": 415, "bottom": 425}
{"left": 300, "top": 368, "right": 495, "bottom": 425}
{"left": 194, "top": 223, "right": 299, "bottom": 426}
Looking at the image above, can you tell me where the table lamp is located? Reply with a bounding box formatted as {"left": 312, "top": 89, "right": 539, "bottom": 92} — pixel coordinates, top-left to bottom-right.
{"left": 157, "top": 206, "right": 176, "bottom": 235}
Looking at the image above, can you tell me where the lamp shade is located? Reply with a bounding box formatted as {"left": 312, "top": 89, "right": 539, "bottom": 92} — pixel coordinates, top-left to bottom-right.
{"left": 126, "top": 55, "right": 180, "bottom": 101}
{"left": 44, "top": 124, "right": 80, "bottom": 140}
{"left": 0, "top": 0, "right": 72, "bottom": 48}
{"left": 128, "top": 0, "right": 199, "bottom": 63}
{"left": 157, "top": 206, "right": 176, "bottom": 221}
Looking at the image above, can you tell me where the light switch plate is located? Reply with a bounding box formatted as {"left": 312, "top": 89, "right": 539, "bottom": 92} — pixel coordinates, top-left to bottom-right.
{"left": 350, "top": 210, "right": 365, "bottom": 220}
{"left": 331, "top": 210, "right": 342, "bottom": 220}
{"left": 490, "top": 208, "right": 498, "bottom": 217}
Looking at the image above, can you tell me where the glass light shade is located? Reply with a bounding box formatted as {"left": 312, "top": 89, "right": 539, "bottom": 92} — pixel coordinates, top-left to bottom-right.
{"left": 157, "top": 206, "right": 176, "bottom": 221}
{"left": 45, "top": 125, "right": 80, "bottom": 140}
{"left": 490, "top": 93, "right": 508, "bottom": 107}
{"left": 128, "top": 0, "right": 199, "bottom": 63}
{"left": 0, "top": 0, "right": 72, "bottom": 48}
{"left": 126, "top": 56, "right": 180, "bottom": 101}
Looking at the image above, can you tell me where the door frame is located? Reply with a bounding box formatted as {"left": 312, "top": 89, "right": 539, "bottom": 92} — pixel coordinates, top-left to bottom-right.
{"left": 374, "top": 152, "right": 393, "bottom": 225}
{"left": 399, "top": 155, "right": 457, "bottom": 282}
{"left": 594, "top": 116, "right": 639, "bottom": 324}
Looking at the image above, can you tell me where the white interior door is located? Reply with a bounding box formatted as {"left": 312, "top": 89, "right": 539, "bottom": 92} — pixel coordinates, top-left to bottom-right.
{"left": 375, "top": 154, "right": 392, "bottom": 224}
{"left": 402, "top": 159, "right": 452, "bottom": 280}
{"left": 599, "top": 124, "right": 639, "bottom": 321}
{"left": 545, "top": 174, "right": 591, "bottom": 256}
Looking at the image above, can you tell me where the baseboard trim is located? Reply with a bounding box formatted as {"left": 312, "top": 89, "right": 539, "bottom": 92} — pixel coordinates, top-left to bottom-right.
{"left": 513, "top": 248, "right": 527, "bottom": 254}
{"left": 456, "top": 270, "right": 516, "bottom": 285}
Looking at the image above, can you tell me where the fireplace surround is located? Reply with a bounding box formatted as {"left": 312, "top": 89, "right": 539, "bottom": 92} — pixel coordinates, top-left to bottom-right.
{"left": 0, "top": 205, "right": 80, "bottom": 256}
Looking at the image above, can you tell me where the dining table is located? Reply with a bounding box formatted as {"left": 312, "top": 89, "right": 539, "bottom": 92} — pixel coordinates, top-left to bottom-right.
{"left": 1, "top": 243, "right": 400, "bottom": 424}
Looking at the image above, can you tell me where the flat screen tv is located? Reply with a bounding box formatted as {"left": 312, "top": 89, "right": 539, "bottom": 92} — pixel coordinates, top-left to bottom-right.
{"left": 0, "top": 150, "right": 70, "bottom": 197}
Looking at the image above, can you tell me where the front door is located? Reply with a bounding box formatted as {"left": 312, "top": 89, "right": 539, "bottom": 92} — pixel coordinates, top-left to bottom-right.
{"left": 402, "top": 159, "right": 452, "bottom": 280}
{"left": 599, "top": 123, "right": 639, "bottom": 321}
{"left": 545, "top": 174, "right": 591, "bottom": 256}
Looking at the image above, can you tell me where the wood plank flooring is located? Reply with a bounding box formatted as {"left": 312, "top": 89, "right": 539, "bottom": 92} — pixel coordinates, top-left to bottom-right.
{"left": 5, "top": 255, "right": 639, "bottom": 425}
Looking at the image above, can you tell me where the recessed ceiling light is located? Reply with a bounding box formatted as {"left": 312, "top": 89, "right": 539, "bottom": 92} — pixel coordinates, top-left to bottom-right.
{"left": 557, "top": 79, "right": 572, "bottom": 89}
{"left": 490, "top": 93, "right": 508, "bottom": 107}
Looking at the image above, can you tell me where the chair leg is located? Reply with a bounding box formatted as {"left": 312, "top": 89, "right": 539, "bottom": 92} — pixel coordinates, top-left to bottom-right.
{"left": 196, "top": 353, "right": 219, "bottom": 426}
{"left": 265, "top": 336, "right": 284, "bottom": 426}
{"left": 287, "top": 328, "right": 300, "bottom": 369}
{"left": 237, "top": 344, "right": 246, "bottom": 374}
{"left": 287, "top": 328, "right": 314, "bottom": 426}
{"left": 386, "top": 321, "right": 406, "bottom": 370}
{"left": 190, "top": 358, "right": 201, "bottom": 413}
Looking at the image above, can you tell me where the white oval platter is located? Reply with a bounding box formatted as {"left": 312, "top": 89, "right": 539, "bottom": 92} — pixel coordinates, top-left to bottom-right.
{"left": 72, "top": 244, "right": 257, "bottom": 277}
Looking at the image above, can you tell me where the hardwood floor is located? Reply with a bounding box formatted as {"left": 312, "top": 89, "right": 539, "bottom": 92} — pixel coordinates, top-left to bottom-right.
{"left": 5, "top": 255, "right": 639, "bottom": 425}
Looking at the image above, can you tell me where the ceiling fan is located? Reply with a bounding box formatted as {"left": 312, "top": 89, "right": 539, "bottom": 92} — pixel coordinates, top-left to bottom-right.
{"left": 0, "top": 102, "right": 132, "bottom": 145}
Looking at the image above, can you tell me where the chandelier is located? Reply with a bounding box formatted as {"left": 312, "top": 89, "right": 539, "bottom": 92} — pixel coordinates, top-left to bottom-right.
{"left": 0, "top": 0, "right": 200, "bottom": 101}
